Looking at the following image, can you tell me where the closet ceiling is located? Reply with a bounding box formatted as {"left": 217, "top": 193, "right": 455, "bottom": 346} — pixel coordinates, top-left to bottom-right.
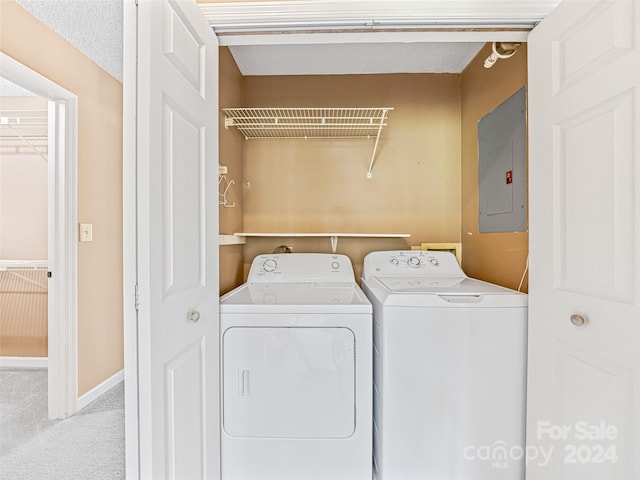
{"left": 199, "top": 0, "right": 561, "bottom": 75}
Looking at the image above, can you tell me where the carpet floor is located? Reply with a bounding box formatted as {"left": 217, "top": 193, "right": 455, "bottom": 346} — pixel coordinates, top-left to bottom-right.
{"left": 0, "top": 368, "right": 125, "bottom": 480}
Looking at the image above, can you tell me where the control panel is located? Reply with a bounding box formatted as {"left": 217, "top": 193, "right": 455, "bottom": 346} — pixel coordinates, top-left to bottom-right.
{"left": 361, "top": 250, "right": 464, "bottom": 280}
{"left": 248, "top": 253, "right": 356, "bottom": 283}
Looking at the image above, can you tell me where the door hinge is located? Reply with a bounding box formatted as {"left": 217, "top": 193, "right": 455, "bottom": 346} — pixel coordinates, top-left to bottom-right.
{"left": 134, "top": 284, "right": 140, "bottom": 311}
{"left": 47, "top": 271, "right": 52, "bottom": 278}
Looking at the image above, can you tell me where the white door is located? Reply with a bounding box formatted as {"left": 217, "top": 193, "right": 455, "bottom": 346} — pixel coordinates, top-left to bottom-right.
{"left": 133, "top": 0, "right": 220, "bottom": 478}
{"left": 527, "top": 0, "right": 639, "bottom": 478}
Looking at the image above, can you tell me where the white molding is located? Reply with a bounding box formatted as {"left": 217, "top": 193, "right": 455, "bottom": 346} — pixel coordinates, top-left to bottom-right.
{"left": 201, "top": 0, "right": 561, "bottom": 33}
{"left": 77, "top": 369, "right": 124, "bottom": 410}
{"left": 0, "top": 52, "right": 78, "bottom": 421}
{"left": 217, "top": 30, "right": 529, "bottom": 47}
{"left": 0, "top": 356, "right": 49, "bottom": 368}
{"left": 122, "top": 0, "right": 140, "bottom": 478}
{"left": 0, "top": 260, "right": 48, "bottom": 268}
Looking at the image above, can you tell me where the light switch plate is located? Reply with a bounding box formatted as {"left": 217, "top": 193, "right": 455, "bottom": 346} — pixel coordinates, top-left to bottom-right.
{"left": 80, "top": 223, "right": 93, "bottom": 242}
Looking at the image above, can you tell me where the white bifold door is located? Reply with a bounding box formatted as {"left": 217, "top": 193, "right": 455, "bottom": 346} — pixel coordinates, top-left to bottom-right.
{"left": 129, "top": 0, "right": 220, "bottom": 478}
{"left": 527, "top": 0, "right": 639, "bottom": 478}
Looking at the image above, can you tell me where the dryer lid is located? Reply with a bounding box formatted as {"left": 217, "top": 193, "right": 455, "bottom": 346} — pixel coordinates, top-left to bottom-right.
{"left": 220, "top": 282, "right": 372, "bottom": 314}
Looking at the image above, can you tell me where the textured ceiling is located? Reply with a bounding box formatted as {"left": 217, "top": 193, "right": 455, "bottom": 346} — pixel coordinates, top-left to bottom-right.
{"left": 203, "top": 0, "right": 558, "bottom": 75}
{"left": 0, "top": 77, "right": 36, "bottom": 96}
{"left": 230, "top": 42, "right": 486, "bottom": 76}
{"left": 16, "top": 0, "right": 123, "bottom": 82}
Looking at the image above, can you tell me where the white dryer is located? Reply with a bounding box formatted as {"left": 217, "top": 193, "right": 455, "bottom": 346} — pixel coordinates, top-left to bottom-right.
{"left": 220, "top": 253, "right": 372, "bottom": 480}
{"left": 361, "top": 250, "right": 527, "bottom": 480}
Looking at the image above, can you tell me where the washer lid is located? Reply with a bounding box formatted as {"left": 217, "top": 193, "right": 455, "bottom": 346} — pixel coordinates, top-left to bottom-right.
{"left": 363, "top": 276, "right": 527, "bottom": 307}
{"left": 220, "top": 282, "right": 372, "bottom": 314}
{"left": 377, "top": 276, "right": 516, "bottom": 294}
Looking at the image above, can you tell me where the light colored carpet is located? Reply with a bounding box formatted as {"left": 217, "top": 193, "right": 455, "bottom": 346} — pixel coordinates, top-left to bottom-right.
{"left": 0, "top": 368, "right": 125, "bottom": 480}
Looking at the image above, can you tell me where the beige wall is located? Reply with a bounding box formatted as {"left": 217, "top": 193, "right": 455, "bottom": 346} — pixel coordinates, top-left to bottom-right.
{"left": 0, "top": 96, "right": 48, "bottom": 261}
{"left": 460, "top": 43, "right": 529, "bottom": 291}
{"left": 219, "top": 47, "right": 245, "bottom": 294}
{"left": 237, "top": 74, "right": 461, "bottom": 278}
{"left": 1, "top": 1, "right": 123, "bottom": 394}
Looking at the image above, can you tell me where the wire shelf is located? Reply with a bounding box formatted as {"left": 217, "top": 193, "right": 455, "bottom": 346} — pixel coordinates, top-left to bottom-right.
{"left": 222, "top": 107, "right": 393, "bottom": 178}
{"left": 223, "top": 107, "right": 391, "bottom": 139}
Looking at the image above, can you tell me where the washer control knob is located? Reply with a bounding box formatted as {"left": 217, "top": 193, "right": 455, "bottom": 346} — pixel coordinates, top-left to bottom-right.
{"left": 429, "top": 258, "right": 439, "bottom": 266}
{"left": 331, "top": 261, "right": 340, "bottom": 270}
{"left": 390, "top": 257, "right": 399, "bottom": 266}
{"left": 407, "top": 256, "right": 421, "bottom": 268}
{"left": 263, "top": 259, "right": 277, "bottom": 272}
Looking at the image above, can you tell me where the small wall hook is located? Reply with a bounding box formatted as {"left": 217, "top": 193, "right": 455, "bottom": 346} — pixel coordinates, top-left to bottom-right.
{"left": 219, "top": 174, "right": 236, "bottom": 208}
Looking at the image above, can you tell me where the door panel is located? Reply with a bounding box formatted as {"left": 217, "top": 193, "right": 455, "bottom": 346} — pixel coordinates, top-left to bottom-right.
{"left": 552, "top": 0, "right": 634, "bottom": 95}
{"left": 162, "top": 97, "right": 205, "bottom": 296}
{"left": 135, "top": 0, "right": 220, "bottom": 478}
{"left": 554, "top": 89, "right": 635, "bottom": 302}
{"left": 165, "top": 339, "right": 206, "bottom": 479}
{"left": 163, "top": 1, "right": 205, "bottom": 94}
{"left": 527, "top": 0, "right": 639, "bottom": 478}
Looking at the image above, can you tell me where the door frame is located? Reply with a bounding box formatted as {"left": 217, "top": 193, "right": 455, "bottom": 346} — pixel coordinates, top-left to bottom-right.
{"left": 122, "top": 0, "right": 139, "bottom": 477}
{"left": 122, "top": 0, "right": 564, "bottom": 477}
{"left": 0, "top": 52, "right": 79, "bottom": 419}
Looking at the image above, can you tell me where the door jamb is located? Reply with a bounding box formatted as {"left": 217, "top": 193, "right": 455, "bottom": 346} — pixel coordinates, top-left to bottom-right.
{"left": 122, "top": 0, "right": 140, "bottom": 477}
{"left": 0, "top": 52, "right": 78, "bottom": 420}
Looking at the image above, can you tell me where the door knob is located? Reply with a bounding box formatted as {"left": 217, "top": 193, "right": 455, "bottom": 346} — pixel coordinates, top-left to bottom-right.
{"left": 570, "top": 314, "right": 587, "bottom": 327}
{"left": 187, "top": 310, "right": 201, "bottom": 323}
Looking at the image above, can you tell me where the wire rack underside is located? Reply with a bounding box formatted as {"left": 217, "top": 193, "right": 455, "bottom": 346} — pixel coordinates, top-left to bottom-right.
{"left": 223, "top": 107, "right": 392, "bottom": 139}
{"left": 0, "top": 110, "right": 48, "bottom": 155}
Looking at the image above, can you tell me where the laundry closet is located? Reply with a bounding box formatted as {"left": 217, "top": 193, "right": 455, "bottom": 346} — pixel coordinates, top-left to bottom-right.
{"left": 217, "top": 42, "right": 529, "bottom": 295}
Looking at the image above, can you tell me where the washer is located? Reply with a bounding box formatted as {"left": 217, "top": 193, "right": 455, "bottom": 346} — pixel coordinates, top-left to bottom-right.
{"left": 220, "top": 253, "right": 372, "bottom": 480}
{"left": 361, "top": 250, "right": 527, "bottom": 480}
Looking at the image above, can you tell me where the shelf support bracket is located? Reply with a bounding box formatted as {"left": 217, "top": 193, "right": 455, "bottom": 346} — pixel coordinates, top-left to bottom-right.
{"left": 330, "top": 236, "right": 338, "bottom": 253}
{"left": 366, "top": 108, "right": 389, "bottom": 179}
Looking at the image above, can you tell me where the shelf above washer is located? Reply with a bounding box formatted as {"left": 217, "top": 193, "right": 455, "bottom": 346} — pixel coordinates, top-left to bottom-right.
{"left": 233, "top": 232, "right": 411, "bottom": 253}
{"left": 222, "top": 107, "right": 393, "bottom": 178}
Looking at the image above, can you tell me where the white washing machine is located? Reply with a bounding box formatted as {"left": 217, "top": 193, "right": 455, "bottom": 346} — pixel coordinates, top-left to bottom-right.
{"left": 220, "top": 253, "right": 372, "bottom": 480}
{"left": 361, "top": 250, "right": 527, "bottom": 480}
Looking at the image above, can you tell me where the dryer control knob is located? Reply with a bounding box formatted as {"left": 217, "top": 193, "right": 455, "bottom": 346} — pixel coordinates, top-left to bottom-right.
{"left": 389, "top": 257, "right": 399, "bottom": 266}
{"left": 407, "top": 256, "right": 421, "bottom": 268}
{"left": 331, "top": 261, "right": 340, "bottom": 270}
{"left": 263, "top": 259, "right": 277, "bottom": 272}
{"left": 429, "top": 258, "right": 439, "bottom": 266}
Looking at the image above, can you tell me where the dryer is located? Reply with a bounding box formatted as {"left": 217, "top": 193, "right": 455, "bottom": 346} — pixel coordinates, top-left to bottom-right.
{"left": 220, "top": 253, "right": 372, "bottom": 480}
{"left": 361, "top": 250, "right": 527, "bottom": 480}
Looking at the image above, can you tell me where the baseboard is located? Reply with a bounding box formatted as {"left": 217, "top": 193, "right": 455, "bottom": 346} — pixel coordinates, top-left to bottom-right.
{"left": 77, "top": 368, "right": 124, "bottom": 410}
{"left": 0, "top": 356, "right": 48, "bottom": 368}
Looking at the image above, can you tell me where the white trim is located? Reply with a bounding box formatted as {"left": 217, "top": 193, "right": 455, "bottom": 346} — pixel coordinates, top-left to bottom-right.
{"left": 0, "top": 260, "right": 48, "bottom": 268}
{"left": 0, "top": 356, "right": 49, "bottom": 368}
{"left": 201, "top": 0, "right": 561, "bottom": 33}
{"left": 123, "top": 0, "right": 140, "bottom": 478}
{"left": 77, "top": 369, "right": 125, "bottom": 410}
{"left": 217, "top": 30, "right": 529, "bottom": 47}
{"left": 0, "top": 52, "right": 78, "bottom": 421}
